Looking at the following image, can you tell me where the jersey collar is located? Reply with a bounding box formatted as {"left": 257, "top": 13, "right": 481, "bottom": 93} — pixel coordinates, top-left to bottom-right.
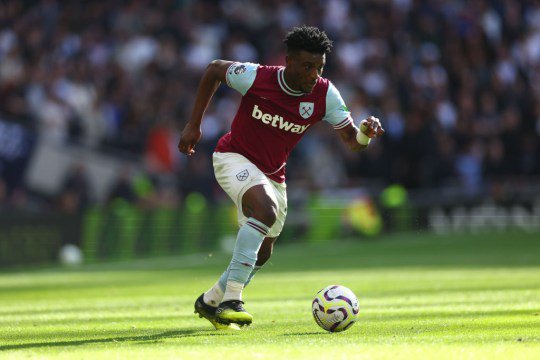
{"left": 277, "top": 68, "right": 303, "bottom": 96}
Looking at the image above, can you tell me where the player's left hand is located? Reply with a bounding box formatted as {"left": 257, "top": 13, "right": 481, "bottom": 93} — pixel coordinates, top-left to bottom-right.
{"left": 360, "top": 116, "right": 385, "bottom": 138}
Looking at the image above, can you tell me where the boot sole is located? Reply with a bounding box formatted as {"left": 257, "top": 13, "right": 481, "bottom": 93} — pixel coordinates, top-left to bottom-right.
{"left": 215, "top": 313, "right": 253, "bottom": 326}
{"left": 194, "top": 307, "right": 241, "bottom": 330}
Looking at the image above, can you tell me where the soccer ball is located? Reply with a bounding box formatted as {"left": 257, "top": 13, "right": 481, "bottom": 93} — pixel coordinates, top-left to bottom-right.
{"left": 58, "top": 244, "right": 83, "bottom": 266}
{"left": 312, "top": 285, "right": 359, "bottom": 332}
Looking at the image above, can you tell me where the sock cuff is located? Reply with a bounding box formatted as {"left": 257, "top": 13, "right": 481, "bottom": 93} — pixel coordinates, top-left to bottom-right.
{"left": 222, "top": 280, "right": 245, "bottom": 302}
{"left": 245, "top": 217, "right": 270, "bottom": 236}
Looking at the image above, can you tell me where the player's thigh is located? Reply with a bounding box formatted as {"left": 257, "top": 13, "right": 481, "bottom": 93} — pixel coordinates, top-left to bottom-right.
{"left": 241, "top": 184, "right": 279, "bottom": 225}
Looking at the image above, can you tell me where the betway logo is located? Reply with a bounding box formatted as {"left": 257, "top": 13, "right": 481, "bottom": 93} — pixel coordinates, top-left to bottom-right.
{"left": 252, "top": 105, "right": 310, "bottom": 134}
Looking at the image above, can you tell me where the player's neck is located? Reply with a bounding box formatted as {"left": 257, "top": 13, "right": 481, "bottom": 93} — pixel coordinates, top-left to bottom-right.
{"left": 283, "top": 68, "right": 303, "bottom": 93}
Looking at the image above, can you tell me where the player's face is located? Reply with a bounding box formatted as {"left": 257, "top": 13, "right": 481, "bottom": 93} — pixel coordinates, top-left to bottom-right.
{"left": 285, "top": 50, "right": 325, "bottom": 93}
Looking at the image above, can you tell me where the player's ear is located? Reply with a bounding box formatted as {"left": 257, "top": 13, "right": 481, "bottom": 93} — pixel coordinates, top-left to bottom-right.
{"left": 285, "top": 54, "right": 291, "bottom": 66}
{"left": 285, "top": 51, "right": 297, "bottom": 67}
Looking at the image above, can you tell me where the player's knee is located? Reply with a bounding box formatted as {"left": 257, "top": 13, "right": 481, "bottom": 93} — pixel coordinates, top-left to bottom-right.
{"left": 254, "top": 205, "right": 277, "bottom": 228}
{"left": 242, "top": 185, "right": 278, "bottom": 227}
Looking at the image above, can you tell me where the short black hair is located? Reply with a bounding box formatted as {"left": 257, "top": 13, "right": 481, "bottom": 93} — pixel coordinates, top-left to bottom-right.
{"left": 283, "top": 25, "right": 333, "bottom": 55}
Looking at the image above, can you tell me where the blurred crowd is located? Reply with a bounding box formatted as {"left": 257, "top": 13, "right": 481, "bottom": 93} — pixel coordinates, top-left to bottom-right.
{"left": 1, "top": 0, "right": 539, "bottom": 211}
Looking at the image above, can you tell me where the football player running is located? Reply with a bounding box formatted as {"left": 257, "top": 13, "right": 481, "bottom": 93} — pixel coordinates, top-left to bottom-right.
{"left": 178, "top": 25, "right": 384, "bottom": 330}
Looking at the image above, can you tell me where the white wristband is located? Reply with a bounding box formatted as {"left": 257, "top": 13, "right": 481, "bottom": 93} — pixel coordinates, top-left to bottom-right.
{"left": 356, "top": 130, "right": 371, "bottom": 146}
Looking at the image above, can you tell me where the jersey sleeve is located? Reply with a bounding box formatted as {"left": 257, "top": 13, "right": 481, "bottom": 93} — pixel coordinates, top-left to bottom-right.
{"left": 226, "top": 62, "right": 259, "bottom": 96}
{"left": 323, "top": 82, "right": 353, "bottom": 130}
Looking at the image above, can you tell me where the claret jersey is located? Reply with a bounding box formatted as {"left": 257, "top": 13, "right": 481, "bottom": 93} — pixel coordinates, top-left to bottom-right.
{"left": 215, "top": 62, "right": 352, "bottom": 183}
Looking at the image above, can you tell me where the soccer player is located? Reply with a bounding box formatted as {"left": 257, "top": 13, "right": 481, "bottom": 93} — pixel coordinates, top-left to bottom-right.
{"left": 178, "top": 25, "right": 384, "bottom": 330}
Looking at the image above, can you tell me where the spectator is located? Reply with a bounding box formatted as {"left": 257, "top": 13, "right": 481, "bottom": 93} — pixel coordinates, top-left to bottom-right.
{"left": 0, "top": 0, "right": 539, "bottom": 210}
{"left": 58, "top": 163, "right": 92, "bottom": 212}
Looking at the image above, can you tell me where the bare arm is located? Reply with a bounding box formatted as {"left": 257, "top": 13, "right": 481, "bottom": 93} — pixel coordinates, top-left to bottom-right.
{"left": 178, "top": 59, "right": 234, "bottom": 156}
{"left": 336, "top": 116, "right": 385, "bottom": 152}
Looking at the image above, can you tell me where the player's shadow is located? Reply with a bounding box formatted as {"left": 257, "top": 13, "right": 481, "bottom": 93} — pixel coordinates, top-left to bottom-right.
{"left": 282, "top": 331, "right": 324, "bottom": 336}
{"left": 0, "top": 329, "right": 227, "bottom": 351}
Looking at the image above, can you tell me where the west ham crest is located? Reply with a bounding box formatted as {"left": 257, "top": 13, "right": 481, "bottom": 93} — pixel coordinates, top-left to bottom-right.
{"left": 299, "top": 102, "right": 314, "bottom": 119}
{"left": 236, "top": 169, "right": 249, "bottom": 181}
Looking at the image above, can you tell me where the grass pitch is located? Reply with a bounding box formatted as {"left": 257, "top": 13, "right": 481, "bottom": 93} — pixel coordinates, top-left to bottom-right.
{"left": 1, "top": 230, "right": 539, "bottom": 359}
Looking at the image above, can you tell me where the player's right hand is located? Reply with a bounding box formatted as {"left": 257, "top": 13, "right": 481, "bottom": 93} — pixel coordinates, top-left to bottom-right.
{"left": 178, "top": 122, "right": 202, "bottom": 156}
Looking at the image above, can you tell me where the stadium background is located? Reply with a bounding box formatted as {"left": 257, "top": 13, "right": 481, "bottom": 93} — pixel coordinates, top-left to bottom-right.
{"left": 1, "top": 0, "right": 539, "bottom": 266}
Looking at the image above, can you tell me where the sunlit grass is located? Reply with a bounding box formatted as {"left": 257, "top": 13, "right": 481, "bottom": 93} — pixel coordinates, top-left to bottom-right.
{"left": 0, "top": 231, "right": 539, "bottom": 359}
